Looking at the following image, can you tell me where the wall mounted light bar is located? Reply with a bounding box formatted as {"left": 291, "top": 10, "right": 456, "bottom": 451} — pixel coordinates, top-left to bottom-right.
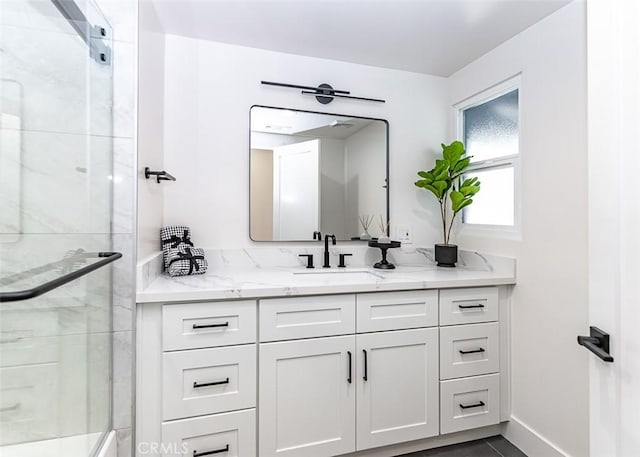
{"left": 261, "top": 81, "right": 385, "bottom": 104}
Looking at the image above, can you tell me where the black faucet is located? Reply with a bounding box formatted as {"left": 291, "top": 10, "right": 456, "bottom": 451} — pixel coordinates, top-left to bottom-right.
{"left": 298, "top": 254, "right": 314, "bottom": 269}
{"left": 323, "top": 234, "right": 336, "bottom": 268}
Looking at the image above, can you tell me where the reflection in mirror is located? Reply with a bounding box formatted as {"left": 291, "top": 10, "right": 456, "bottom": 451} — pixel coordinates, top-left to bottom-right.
{"left": 250, "top": 106, "right": 388, "bottom": 241}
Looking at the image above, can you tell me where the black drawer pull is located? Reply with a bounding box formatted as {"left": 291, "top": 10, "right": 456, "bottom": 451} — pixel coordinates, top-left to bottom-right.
{"left": 347, "top": 351, "right": 352, "bottom": 384}
{"left": 363, "top": 349, "right": 368, "bottom": 381}
{"left": 459, "top": 401, "right": 485, "bottom": 410}
{"left": 193, "top": 378, "right": 229, "bottom": 388}
{"left": 193, "top": 445, "right": 229, "bottom": 456}
{"left": 459, "top": 348, "right": 485, "bottom": 355}
{"left": 458, "top": 304, "right": 485, "bottom": 309}
{"left": 192, "top": 322, "right": 229, "bottom": 329}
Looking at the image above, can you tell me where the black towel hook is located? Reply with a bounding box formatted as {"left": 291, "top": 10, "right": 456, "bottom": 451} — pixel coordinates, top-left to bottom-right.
{"left": 145, "top": 167, "right": 176, "bottom": 183}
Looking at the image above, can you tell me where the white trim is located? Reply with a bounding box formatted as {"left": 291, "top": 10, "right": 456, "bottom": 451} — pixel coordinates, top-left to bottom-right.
{"left": 502, "top": 416, "right": 573, "bottom": 457}
{"left": 453, "top": 74, "right": 522, "bottom": 114}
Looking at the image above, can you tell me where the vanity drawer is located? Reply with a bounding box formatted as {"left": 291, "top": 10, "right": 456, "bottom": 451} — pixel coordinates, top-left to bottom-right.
{"left": 259, "top": 294, "right": 355, "bottom": 342}
{"left": 356, "top": 290, "right": 438, "bottom": 332}
{"left": 440, "top": 322, "right": 499, "bottom": 380}
{"left": 162, "top": 409, "right": 256, "bottom": 457}
{"left": 440, "top": 373, "right": 500, "bottom": 434}
{"left": 439, "top": 287, "right": 499, "bottom": 326}
{"left": 162, "top": 344, "right": 256, "bottom": 421}
{"left": 162, "top": 300, "right": 256, "bottom": 351}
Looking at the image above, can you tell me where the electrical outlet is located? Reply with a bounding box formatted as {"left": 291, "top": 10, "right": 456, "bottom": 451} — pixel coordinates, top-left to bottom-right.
{"left": 395, "top": 226, "right": 412, "bottom": 243}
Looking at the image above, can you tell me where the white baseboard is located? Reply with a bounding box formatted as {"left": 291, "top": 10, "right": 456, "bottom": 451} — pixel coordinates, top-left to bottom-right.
{"left": 96, "top": 431, "right": 117, "bottom": 457}
{"left": 502, "top": 416, "right": 572, "bottom": 457}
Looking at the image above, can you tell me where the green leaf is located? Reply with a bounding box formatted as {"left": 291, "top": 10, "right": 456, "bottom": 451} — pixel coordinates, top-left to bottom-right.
{"left": 442, "top": 141, "right": 465, "bottom": 165}
{"left": 452, "top": 198, "right": 473, "bottom": 213}
{"left": 450, "top": 190, "right": 464, "bottom": 206}
{"left": 417, "top": 171, "right": 431, "bottom": 179}
{"left": 432, "top": 180, "right": 450, "bottom": 196}
{"left": 461, "top": 177, "right": 479, "bottom": 188}
{"left": 453, "top": 157, "right": 471, "bottom": 174}
{"left": 434, "top": 169, "right": 449, "bottom": 181}
{"left": 424, "top": 184, "right": 443, "bottom": 199}
{"left": 460, "top": 185, "right": 480, "bottom": 196}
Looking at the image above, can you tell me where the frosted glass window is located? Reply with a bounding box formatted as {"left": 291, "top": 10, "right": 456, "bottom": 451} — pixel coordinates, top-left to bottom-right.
{"left": 464, "top": 90, "right": 519, "bottom": 162}
{"left": 463, "top": 167, "right": 515, "bottom": 226}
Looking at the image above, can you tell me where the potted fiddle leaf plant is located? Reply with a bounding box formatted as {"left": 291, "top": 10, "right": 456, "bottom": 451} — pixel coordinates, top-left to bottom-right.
{"left": 415, "top": 141, "right": 480, "bottom": 267}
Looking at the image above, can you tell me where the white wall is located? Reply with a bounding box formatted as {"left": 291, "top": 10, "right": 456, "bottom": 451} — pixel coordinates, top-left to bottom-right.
{"left": 162, "top": 37, "right": 448, "bottom": 248}
{"left": 137, "top": 1, "right": 165, "bottom": 259}
{"left": 448, "top": 2, "right": 588, "bottom": 456}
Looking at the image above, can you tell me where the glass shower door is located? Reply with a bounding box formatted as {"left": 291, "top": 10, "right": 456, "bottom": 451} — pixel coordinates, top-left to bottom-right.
{"left": 0, "top": 1, "right": 117, "bottom": 456}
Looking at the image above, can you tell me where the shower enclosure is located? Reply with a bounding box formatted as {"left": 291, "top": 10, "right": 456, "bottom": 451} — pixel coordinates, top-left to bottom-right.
{"left": 1, "top": 0, "right": 120, "bottom": 456}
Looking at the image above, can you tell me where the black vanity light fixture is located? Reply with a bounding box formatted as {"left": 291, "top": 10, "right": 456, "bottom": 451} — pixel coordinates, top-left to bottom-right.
{"left": 261, "top": 81, "right": 385, "bottom": 104}
{"left": 145, "top": 167, "right": 176, "bottom": 184}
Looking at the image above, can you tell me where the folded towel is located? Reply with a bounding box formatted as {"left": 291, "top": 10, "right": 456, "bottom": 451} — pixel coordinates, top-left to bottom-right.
{"left": 166, "top": 246, "right": 208, "bottom": 277}
{"left": 161, "top": 226, "right": 193, "bottom": 268}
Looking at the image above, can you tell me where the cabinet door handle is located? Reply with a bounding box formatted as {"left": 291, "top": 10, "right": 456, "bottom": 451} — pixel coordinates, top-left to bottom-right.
{"left": 458, "top": 304, "right": 485, "bottom": 309}
{"left": 192, "top": 322, "right": 229, "bottom": 329}
{"left": 459, "top": 348, "right": 485, "bottom": 355}
{"left": 363, "top": 349, "right": 368, "bottom": 381}
{"left": 459, "top": 401, "right": 485, "bottom": 410}
{"left": 347, "top": 351, "right": 352, "bottom": 384}
{"left": 193, "top": 444, "right": 229, "bottom": 456}
{"left": 193, "top": 378, "right": 229, "bottom": 388}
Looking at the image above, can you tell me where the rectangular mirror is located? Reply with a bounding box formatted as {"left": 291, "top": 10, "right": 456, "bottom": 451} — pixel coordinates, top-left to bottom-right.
{"left": 250, "top": 106, "right": 389, "bottom": 241}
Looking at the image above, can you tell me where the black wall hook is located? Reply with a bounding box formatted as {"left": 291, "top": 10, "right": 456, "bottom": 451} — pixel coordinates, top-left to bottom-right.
{"left": 145, "top": 167, "right": 176, "bottom": 183}
{"left": 577, "top": 326, "right": 614, "bottom": 362}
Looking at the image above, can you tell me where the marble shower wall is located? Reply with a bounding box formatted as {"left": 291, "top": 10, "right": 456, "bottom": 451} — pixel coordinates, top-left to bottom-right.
{"left": 0, "top": 0, "right": 137, "bottom": 454}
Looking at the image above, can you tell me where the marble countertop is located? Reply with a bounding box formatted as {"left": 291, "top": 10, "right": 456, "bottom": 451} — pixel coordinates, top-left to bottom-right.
{"left": 137, "top": 247, "right": 516, "bottom": 303}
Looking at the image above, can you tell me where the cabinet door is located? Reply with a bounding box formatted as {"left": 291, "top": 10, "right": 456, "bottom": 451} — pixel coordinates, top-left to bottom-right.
{"left": 356, "top": 328, "right": 439, "bottom": 450}
{"left": 259, "top": 336, "right": 356, "bottom": 457}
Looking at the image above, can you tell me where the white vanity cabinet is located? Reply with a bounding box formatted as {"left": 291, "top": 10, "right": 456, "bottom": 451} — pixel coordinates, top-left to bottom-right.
{"left": 257, "top": 291, "right": 441, "bottom": 457}
{"left": 137, "top": 285, "right": 509, "bottom": 457}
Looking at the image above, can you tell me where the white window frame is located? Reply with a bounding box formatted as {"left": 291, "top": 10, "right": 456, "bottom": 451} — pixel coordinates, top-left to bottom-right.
{"left": 453, "top": 75, "right": 522, "bottom": 239}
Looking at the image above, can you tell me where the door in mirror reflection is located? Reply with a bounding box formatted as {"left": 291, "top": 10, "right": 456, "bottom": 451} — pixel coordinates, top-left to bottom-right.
{"left": 273, "top": 140, "right": 320, "bottom": 240}
{"left": 250, "top": 106, "right": 389, "bottom": 242}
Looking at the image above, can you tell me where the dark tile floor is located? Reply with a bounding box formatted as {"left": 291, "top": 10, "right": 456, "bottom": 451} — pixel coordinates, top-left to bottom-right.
{"left": 397, "top": 436, "right": 527, "bottom": 457}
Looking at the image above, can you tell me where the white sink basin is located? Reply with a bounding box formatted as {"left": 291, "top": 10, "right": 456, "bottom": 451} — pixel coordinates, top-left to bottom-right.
{"left": 292, "top": 269, "right": 383, "bottom": 281}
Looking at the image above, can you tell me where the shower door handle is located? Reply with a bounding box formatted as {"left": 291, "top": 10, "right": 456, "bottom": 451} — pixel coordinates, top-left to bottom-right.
{"left": 0, "top": 252, "right": 122, "bottom": 303}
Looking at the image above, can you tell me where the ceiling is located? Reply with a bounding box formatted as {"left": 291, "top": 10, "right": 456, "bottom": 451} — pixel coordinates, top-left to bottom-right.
{"left": 150, "top": 0, "right": 574, "bottom": 77}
